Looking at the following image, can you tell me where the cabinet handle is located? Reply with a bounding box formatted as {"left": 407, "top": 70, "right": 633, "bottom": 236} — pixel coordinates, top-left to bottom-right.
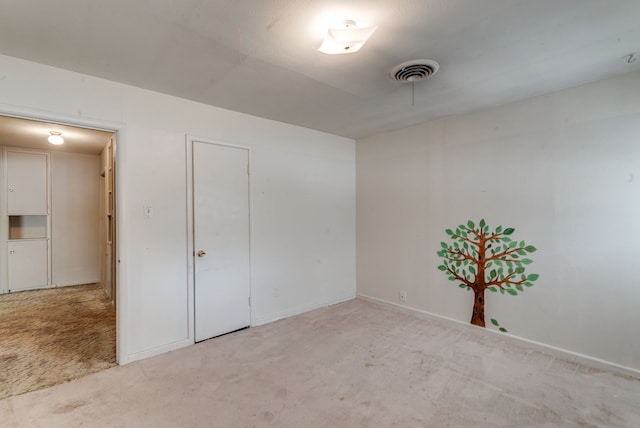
{"left": 9, "top": 250, "right": 15, "bottom": 255}
{"left": 8, "top": 188, "right": 14, "bottom": 192}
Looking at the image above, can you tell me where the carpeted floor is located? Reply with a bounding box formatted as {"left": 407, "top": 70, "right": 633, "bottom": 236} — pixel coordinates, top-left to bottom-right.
{"left": 1, "top": 298, "right": 639, "bottom": 427}
{"left": 0, "top": 284, "right": 116, "bottom": 400}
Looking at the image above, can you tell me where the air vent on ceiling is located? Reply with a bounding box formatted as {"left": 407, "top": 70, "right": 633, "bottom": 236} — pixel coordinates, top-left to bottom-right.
{"left": 389, "top": 59, "right": 440, "bottom": 82}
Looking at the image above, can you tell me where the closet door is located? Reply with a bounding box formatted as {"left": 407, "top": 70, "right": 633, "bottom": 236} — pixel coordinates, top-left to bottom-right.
{"left": 7, "top": 151, "right": 48, "bottom": 215}
{"left": 193, "top": 141, "right": 251, "bottom": 342}
{"left": 8, "top": 240, "right": 48, "bottom": 291}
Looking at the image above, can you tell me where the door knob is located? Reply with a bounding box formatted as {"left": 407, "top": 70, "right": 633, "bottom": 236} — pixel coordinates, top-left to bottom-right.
{"left": 196, "top": 250, "right": 206, "bottom": 257}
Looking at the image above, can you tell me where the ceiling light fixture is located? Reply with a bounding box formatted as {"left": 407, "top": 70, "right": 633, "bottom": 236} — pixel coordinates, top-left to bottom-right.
{"left": 318, "top": 20, "right": 377, "bottom": 55}
{"left": 48, "top": 131, "right": 64, "bottom": 145}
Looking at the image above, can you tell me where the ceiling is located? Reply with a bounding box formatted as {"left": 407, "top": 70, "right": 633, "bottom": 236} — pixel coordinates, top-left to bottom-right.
{"left": 0, "top": 115, "right": 113, "bottom": 155}
{"left": 0, "top": 0, "right": 639, "bottom": 139}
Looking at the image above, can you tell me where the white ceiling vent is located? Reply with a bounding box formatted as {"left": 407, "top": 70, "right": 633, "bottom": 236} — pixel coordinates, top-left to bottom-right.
{"left": 389, "top": 59, "right": 440, "bottom": 82}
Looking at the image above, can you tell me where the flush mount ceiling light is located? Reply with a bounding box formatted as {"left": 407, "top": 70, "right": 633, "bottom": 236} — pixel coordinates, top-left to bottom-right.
{"left": 318, "top": 20, "right": 377, "bottom": 55}
{"left": 48, "top": 131, "right": 64, "bottom": 145}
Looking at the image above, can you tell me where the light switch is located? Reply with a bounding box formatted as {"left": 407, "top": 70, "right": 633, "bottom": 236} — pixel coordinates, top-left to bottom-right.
{"left": 143, "top": 205, "right": 153, "bottom": 219}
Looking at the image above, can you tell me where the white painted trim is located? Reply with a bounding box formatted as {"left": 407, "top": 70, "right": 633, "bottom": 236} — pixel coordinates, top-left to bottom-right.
{"left": 357, "top": 293, "right": 640, "bottom": 379}
{"left": 184, "top": 137, "right": 195, "bottom": 346}
{"left": 185, "top": 135, "right": 253, "bottom": 344}
{"left": 0, "top": 105, "right": 121, "bottom": 134}
{"left": 252, "top": 293, "right": 357, "bottom": 326}
{"left": 112, "top": 132, "right": 125, "bottom": 365}
{"left": 0, "top": 105, "right": 126, "bottom": 365}
{"left": 125, "top": 338, "right": 193, "bottom": 364}
{"left": 0, "top": 148, "right": 5, "bottom": 294}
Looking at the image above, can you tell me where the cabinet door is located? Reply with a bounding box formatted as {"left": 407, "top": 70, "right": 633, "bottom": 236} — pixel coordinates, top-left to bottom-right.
{"left": 8, "top": 240, "right": 48, "bottom": 291}
{"left": 7, "top": 151, "right": 48, "bottom": 215}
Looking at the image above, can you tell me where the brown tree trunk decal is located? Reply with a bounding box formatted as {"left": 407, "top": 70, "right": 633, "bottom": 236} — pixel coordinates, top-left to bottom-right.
{"left": 470, "top": 289, "right": 485, "bottom": 327}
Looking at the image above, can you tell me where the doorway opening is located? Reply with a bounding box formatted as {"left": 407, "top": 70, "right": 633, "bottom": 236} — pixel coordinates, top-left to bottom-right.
{"left": 0, "top": 114, "right": 118, "bottom": 399}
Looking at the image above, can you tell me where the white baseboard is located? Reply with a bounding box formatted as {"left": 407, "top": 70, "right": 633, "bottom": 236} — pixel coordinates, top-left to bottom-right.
{"left": 252, "top": 293, "right": 356, "bottom": 327}
{"left": 124, "top": 337, "right": 192, "bottom": 365}
{"left": 357, "top": 293, "right": 640, "bottom": 379}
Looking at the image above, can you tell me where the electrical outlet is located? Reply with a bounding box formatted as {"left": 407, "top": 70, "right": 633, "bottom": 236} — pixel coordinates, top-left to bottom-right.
{"left": 399, "top": 291, "right": 407, "bottom": 302}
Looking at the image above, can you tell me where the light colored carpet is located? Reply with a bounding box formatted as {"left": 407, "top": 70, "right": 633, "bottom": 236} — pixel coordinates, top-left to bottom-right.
{"left": 0, "top": 284, "right": 116, "bottom": 400}
{"left": 1, "top": 298, "right": 639, "bottom": 427}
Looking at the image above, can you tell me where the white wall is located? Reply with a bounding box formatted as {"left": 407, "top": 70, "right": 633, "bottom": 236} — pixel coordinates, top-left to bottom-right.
{"left": 357, "top": 71, "right": 640, "bottom": 372}
{"left": 51, "top": 152, "right": 101, "bottom": 287}
{"left": 0, "top": 54, "right": 356, "bottom": 363}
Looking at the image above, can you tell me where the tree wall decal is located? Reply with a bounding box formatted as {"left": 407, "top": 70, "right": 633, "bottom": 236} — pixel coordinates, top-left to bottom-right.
{"left": 436, "top": 219, "right": 539, "bottom": 329}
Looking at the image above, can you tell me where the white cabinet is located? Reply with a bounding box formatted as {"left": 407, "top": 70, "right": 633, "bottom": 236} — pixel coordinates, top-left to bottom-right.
{"left": 7, "top": 151, "right": 48, "bottom": 215}
{"left": 8, "top": 240, "right": 48, "bottom": 291}
{"left": 2, "top": 148, "right": 51, "bottom": 293}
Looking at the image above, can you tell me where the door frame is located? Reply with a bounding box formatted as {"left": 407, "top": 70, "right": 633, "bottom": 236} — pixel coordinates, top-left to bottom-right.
{"left": 0, "top": 106, "right": 124, "bottom": 363}
{"left": 185, "top": 135, "right": 253, "bottom": 344}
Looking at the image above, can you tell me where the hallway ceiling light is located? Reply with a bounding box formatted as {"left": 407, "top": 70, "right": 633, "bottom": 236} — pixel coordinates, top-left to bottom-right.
{"left": 318, "top": 20, "right": 377, "bottom": 55}
{"left": 48, "top": 131, "right": 64, "bottom": 145}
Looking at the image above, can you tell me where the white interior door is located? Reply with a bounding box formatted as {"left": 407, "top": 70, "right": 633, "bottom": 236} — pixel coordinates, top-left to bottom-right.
{"left": 193, "top": 141, "right": 250, "bottom": 342}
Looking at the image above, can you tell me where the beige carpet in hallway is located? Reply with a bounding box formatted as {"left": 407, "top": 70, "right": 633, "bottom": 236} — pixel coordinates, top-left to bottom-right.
{"left": 1, "top": 298, "right": 639, "bottom": 427}
{"left": 0, "top": 284, "right": 116, "bottom": 400}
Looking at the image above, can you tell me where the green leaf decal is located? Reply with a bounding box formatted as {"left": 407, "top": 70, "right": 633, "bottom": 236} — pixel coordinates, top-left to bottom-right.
{"left": 496, "top": 225, "right": 503, "bottom": 233}
{"left": 445, "top": 229, "right": 454, "bottom": 236}
{"left": 503, "top": 228, "right": 515, "bottom": 235}
{"left": 521, "top": 258, "right": 533, "bottom": 265}
{"left": 525, "top": 245, "right": 537, "bottom": 253}
{"left": 506, "top": 289, "right": 518, "bottom": 296}
{"left": 499, "top": 327, "right": 508, "bottom": 333}
{"left": 467, "top": 220, "right": 475, "bottom": 229}
{"left": 527, "top": 273, "right": 539, "bottom": 281}
{"left": 479, "top": 219, "right": 486, "bottom": 228}
{"left": 437, "top": 265, "right": 447, "bottom": 271}
{"left": 490, "top": 318, "right": 499, "bottom": 326}
{"left": 440, "top": 242, "right": 448, "bottom": 249}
